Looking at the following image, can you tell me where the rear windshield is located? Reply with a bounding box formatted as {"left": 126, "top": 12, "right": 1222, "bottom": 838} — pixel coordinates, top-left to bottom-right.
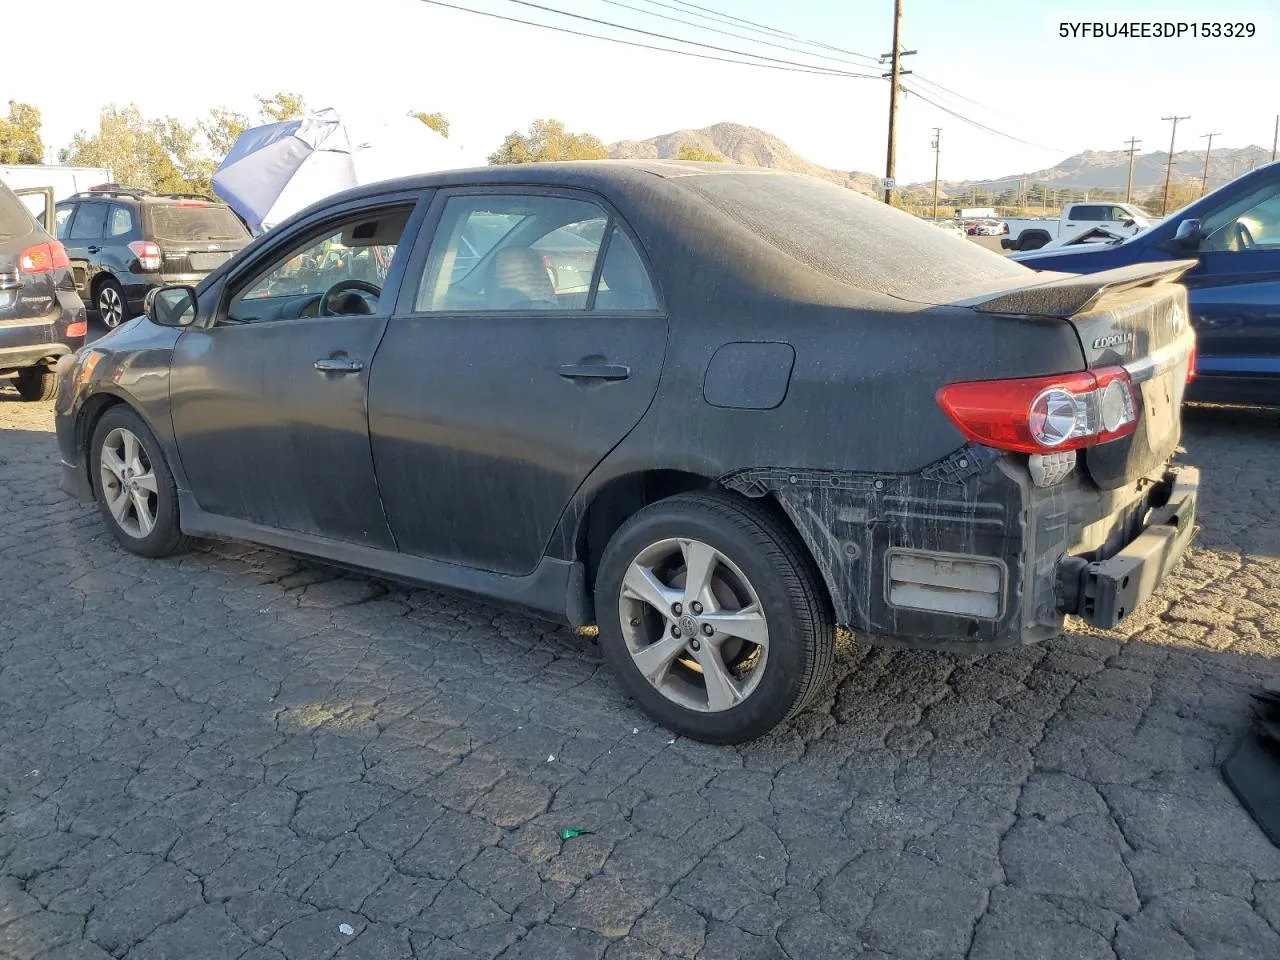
{"left": 146, "top": 204, "right": 249, "bottom": 242}
{"left": 676, "top": 173, "right": 1030, "bottom": 302}
{"left": 0, "top": 184, "right": 36, "bottom": 242}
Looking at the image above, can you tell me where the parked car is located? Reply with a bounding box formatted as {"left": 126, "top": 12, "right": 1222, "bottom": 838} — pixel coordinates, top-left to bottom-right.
{"left": 0, "top": 179, "right": 86, "bottom": 401}
{"left": 1002, "top": 203, "right": 1153, "bottom": 251}
{"left": 931, "top": 219, "right": 966, "bottom": 238}
{"left": 974, "top": 220, "right": 1005, "bottom": 236}
{"left": 54, "top": 186, "right": 252, "bottom": 328}
{"left": 1014, "top": 160, "right": 1280, "bottom": 406}
{"left": 55, "top": 162, "right": 1197, "bottom": 743}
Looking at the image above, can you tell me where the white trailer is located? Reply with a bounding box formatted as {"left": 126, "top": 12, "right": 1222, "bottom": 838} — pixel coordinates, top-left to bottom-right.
{"left": 0, "top": 164, "right": 113, "bottom": 201}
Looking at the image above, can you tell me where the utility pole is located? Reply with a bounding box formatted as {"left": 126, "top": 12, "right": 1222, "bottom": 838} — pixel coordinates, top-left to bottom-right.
{"left": 879, "top": 0, "right": 914, "bottom": 204}
{"left": 1272, "top": 115, "right": 1278, "bottom": 162}
{"left": 1199, "top": 132, "right": 1220, "bottom": 195}
{"left": 1160, "top": 114, "right": 1189, "bottom": 216}
{"left": 1123, "top": 137, "right": 1142, "bottom": 203}
{"left": 930, "top": 127, "right": 941, "bottom": 220}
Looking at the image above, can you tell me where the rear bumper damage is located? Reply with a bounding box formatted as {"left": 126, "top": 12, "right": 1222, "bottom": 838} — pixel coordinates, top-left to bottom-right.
{"left": 1057, "top": 465, "right": 1197, "bottom": 629}
{"left": 723, "top": 449, "right": 1198, "bottom": 653}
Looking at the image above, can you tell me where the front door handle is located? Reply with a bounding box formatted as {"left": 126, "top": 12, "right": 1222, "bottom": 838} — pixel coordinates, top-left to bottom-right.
{"left": 558, "top": 363, "right": 630, "bottom": 381}
{"left": 314, "top": 357, "right": 364, "bottom": 374}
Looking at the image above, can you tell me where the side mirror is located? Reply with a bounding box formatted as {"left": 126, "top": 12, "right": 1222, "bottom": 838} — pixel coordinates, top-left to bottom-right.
{"left": 1173, "top": 218, "right": 1202, "bottom": 250}
{"left": 144, "top": 285, "right": 198, "bottom": 327}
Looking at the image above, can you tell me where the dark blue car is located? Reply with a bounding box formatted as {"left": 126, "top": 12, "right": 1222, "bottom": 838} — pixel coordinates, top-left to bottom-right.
{"left": 1015, "top": 160, "right": 1280, "bottom": 406}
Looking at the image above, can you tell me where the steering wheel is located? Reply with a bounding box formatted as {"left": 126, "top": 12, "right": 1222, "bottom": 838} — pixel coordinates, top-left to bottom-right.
{"left": 319, "top": 279, "right": 382, "bottom": 316}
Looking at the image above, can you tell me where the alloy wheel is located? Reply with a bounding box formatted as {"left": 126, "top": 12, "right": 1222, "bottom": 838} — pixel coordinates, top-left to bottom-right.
{"left": 618, "top": 537, "right": 770, "bottom": 713}
{"left": 98, "top": 285, "right": 124, "bottom": 328}
{"left": 98, "top": 427, "right": 158, "bottom": 539}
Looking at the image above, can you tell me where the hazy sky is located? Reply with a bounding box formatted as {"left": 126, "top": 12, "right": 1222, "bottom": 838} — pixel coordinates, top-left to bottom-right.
{"left": 5, "top": 0, "right": 1276, "bottom": 183}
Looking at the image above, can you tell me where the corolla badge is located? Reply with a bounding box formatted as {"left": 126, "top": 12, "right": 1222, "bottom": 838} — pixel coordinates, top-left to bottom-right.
{"left": 1092, "top": 332, "right": 1134, "bottom": 350}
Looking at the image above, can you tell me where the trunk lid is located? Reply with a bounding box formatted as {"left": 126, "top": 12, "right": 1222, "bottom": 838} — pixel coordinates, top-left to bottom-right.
{"left": 969, "top": 260, "right": 1198, "bottom": 489}
{"left": 0, "top": 187, "right": 58, "bottom": 327}
{"left": 144, "top": 203, "right": 250, "bottom": 275}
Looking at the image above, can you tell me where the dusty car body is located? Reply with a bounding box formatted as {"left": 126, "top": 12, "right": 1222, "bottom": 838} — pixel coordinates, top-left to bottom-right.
{"left": 54, "top": 161, "right": 1198, "bottom": 742}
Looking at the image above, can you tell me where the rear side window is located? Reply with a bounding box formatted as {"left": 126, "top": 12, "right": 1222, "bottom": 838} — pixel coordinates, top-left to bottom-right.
{"left": 0, "top": 184, "right": 35, "bottom": 242}
{"left": 55, "top": 204, "right": 74, "bottom": 240}
{"left": 596, "top": 228, "right": 658, "bottom": 310}
{"left": 69, "top": 203, "right": 107, "bottom": 240}
{"left": 147, "top": 204, "right": 249, "bottom": 242}
{"left": 1070, "top": 205, "right": 1106, "bottom": 221}
{"left": 108, "top": 205, "right": 135, "bottom": 237}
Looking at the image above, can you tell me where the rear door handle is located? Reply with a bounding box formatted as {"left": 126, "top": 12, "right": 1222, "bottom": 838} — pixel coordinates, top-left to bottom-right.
{"left": 314, "top": 357, "right": 364, "bottom": 374}
{"left": 87, "top": 245, "right": 101, "bottom": 253}
{"left": 557, "top": 363, "right": 630, "bottom": 381}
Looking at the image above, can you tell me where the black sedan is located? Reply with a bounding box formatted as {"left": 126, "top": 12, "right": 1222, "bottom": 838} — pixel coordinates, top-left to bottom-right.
{"left": 55, "top": 161, "right": 1198, "bottom": 743}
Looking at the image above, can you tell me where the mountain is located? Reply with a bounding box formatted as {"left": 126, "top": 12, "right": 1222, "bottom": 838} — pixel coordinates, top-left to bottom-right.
{"left": 609, "top": 122, "right": 881, "bottom": 195}
{"left": 917, "top": 145, "right": 1274, "bottom": 196}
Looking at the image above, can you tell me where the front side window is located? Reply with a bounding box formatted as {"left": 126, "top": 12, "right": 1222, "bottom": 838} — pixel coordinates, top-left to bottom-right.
{"left": 68, "top": 203, "right": 107, "bottom": 240}
{"left": 1202, "top": 183, "right": 1280, "bottom": 252}
{"left": 414, "top": 194, "right": 657, "bottom": 312}
{"left": 227, "top": 206, "right": 412, "bottom": 322}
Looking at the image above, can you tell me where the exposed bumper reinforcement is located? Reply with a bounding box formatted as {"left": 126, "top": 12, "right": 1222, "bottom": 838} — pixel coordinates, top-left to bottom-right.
{"left": 1061, "top": 465, "right": 1199, "bottom": 629}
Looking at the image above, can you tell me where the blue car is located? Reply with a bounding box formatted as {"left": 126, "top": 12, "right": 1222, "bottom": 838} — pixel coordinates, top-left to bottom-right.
{"left": 1015, "top": 161, "right": 1280, "bottom": 406}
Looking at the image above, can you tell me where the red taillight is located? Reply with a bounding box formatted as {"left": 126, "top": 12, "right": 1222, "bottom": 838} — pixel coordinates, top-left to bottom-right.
{"left": 128, "top": 240, "right": 162, "bottom": 271}
{"left": 1186, "top": 346, "right": 1197, "bottom": 383}
{"left": 66, "top": 321, "right": 87, "bottom": 338}
{"left": 18, "top": 241, "right": 70, "bottom": 273}
{"left": 176, "top": 201, "right": 208, "bottom": 207}
{"left": 936, "top": 366, "right": 1139, "bottom": 454}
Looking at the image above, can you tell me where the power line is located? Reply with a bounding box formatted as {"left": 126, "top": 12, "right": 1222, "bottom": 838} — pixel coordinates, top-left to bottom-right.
{"left": 496, "top": 0, "right": 884, "bottom": 76}
{"left": 909, "top": 73, "right": 1013, "bottom": 119}
{"left": 414, "top": 0, "right": 886, "bottom": 76}
{"left": 653, "top": 0, "right": 881, "bottom": 63}
{"left": 901, "top": 84, "right": 1066, "bottom": 153}
{"left": 592, "top": 0, "right": 877, "bottom": 69}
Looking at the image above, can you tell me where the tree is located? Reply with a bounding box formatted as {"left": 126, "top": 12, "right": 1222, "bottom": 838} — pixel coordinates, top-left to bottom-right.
{"left": 256, "top": 91, "right": 307, "bottom": 123}
{"left": 410, "top": 111, "right": 449, "bottom": 139}
{"left": 59, "top": 105, "right": 208, "bottom": 195}
{"left": 0, "top": 100, "right": 44, "bottom": 164}
{"left": 676, "top": 144, "right": 723, "bottom": 162}
{"left": 488, "top": 119, "right": 609, "bottom": 164}
{"left": 202, "top": 107, "right": 250, "bottom": 159}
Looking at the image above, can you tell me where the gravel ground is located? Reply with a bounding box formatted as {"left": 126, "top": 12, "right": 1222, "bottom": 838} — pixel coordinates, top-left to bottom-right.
{"left": 3, "top": 385, "right": 1280, "bottom": 960}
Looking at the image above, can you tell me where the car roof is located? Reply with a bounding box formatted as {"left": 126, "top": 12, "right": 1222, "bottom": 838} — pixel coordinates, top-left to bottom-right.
{"left": 314, "top": 160, "right": 799, "bottom": 206}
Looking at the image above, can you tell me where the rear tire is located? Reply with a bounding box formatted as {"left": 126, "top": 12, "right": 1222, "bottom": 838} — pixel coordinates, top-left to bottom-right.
{"left": 96, "top": 278, "right": 128, "bottom": 329}
{"left": 595, "top": 492, "right": 835, "bottom": 744}
{"left": 90, "top": 406, "right": 191, "bottom": 558}
{"left": 13, "top": 367, "right": 57, "bottom": 402}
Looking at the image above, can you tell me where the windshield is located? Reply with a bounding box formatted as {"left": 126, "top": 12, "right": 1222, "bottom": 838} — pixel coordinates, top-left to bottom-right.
{"left": 678, "top": 172, "right": 1029, "bottom": 301}
{"left": 147, "top": 204, "right": 249, "bottom": 242}
{"left": 0, "top": 184, "right": 36, "bottom": 242}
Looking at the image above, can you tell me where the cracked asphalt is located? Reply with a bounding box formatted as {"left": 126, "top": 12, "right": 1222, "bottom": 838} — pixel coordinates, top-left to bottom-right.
{"left": 4, "top": 385, "right": 1280, "bottom": 960}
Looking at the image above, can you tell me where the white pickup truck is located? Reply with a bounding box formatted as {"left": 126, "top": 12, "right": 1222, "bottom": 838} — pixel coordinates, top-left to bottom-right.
{"left": 1001, "top": 202, "right": 1153, "bottom": 251}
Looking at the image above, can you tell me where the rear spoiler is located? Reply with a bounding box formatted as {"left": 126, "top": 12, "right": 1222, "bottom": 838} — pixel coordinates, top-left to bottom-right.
{"left": 967, "top": 260, "right": 1198, "bottom": 318}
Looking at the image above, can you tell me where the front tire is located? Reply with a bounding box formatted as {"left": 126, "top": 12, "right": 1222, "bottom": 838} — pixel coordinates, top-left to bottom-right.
{"left": 96, "top": 278, "right": 128, "bottom": 329}
{"left": 13, "top": 367, "right": 57, "bottom": 402}
{"left": 595, "top": 492, "right": 835, "bottom": 744}
{"left": 90, "top": 406, "right": 190, "bottom": 557}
